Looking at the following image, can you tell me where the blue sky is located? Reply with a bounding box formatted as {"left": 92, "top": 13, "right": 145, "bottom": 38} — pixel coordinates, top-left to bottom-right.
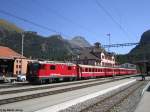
{"left": 0, "top": 0, "right": 150, "bottom": 54}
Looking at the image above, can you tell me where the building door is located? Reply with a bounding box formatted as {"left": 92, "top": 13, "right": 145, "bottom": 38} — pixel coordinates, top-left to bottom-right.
{"left": 0, "top": 59, "right": 14, "bottom": 77}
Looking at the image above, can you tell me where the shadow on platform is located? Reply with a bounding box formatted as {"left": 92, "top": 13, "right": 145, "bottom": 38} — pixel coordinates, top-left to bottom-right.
{"left": 146, "top": 86, "right": 150, "bottom": 92}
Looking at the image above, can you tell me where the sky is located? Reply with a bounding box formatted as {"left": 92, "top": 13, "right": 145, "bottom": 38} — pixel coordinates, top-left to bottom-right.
{"left": 0, "top": 0, "right": 150, "bottom": 54}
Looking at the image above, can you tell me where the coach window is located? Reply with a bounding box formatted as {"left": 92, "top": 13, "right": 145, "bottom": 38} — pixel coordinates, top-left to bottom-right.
{"left": 85, "top": 68, "right": 88, "bottom": 72}
{"left": 50, "top": 65, "right": 56, "bottom": 70}
{"left": 92, "top": 68, "right": 94, "bottom": 72}
{"left": 68, "top": 66, "right": 72, "bottom": 70}
{"left": 95, "top": 69, "right": 97, "bottom": 72}
{"left": 89, "top": 68, "right": 91, "bottom": 72}
{"left": 105, "top": 69, "right": 108, "bottom": 72}
{"left": 100, "top": 69, "right": 102, "bottom": 72}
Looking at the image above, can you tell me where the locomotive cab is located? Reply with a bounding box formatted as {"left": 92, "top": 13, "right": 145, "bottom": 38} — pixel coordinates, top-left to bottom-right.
{"left": 26, "top": 62, "right": 41, "bottom": 83}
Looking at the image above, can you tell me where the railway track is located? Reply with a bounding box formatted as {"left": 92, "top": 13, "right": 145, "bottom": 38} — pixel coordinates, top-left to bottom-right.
{"left": 81, "top": 81, "right": 147, "bottom": 112}
{"left": 0, "top": 78, "right": 107, "bottom": 95}
{"left": 0, "top": 78, "right": 106, "bottom": 90}
{"left": 0, "top": 75, "right": 137, "bottom": 95}
{"left": 0, "top": 83, "right": 30, "bottom": 89}
{"left": 0, "top": 74, "right": 139, "bottom": 90}
{"left": 0, "top": 75, "right": 137, "bottom": 105}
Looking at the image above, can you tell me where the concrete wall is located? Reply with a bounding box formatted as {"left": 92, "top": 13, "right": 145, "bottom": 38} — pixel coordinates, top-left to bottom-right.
{"left": 13, "top": 58, "right": 29, "bottom": 76}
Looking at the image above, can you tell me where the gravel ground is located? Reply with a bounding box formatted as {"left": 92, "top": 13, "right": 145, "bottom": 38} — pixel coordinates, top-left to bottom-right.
{"left": 59, "top": 80, "right": 138, "bottom": 112}
{"left": 110, "top": 81, "right": 148, "bottom": 112}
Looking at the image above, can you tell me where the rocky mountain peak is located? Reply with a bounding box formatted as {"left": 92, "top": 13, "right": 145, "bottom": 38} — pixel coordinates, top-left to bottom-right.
{"left": 69, "top": 36, "right": 91, "bottom": 48}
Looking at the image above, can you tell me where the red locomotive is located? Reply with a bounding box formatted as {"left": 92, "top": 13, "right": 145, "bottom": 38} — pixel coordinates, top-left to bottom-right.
{"left": 27, "top": 61, "right": 137, "bottom": 84}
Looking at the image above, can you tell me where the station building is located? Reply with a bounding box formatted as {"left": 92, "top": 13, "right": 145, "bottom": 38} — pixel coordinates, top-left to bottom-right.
{"left": 0, "top": 46, "right": 29, "bottom": 77}
{"left": 71, "top": 42, "right": 116, "bottom": 67}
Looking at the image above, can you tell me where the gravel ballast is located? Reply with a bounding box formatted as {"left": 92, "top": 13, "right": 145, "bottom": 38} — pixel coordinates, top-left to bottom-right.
{"left": 59, "top": 80, "right": 140, "bottom": 112}
{"left": 110, "top": 81, "right": 148, "bottom": 112}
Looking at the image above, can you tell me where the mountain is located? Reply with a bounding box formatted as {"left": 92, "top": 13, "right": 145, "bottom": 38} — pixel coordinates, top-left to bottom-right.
{"left": 0, "top": 19, "right": 91, "bottom": 61}
{"left": 0, "top": 19, "right": 96, "bottom": 61}
{"left": 129, "top": 30, "right": 150, "bottom": 61}
{"left": 69, "top": 36, "right": 91, "bottom": 48}
{"left": 0, "top": 31, "right": 73, "bottom": 60}
{"left": 0, "top": 19, "right": 73, "bottom": 60}
{"left": 117, "top": 30, "right": 150, "bottom": 63}
{"left": 0, "top": 19, "right": 23, "bottom": 33}
{"left": 130, "top": 30, "right": 150, "bottom": 55}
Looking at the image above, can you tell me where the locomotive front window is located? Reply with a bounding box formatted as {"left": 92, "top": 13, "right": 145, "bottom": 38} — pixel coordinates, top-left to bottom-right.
{"left": 50, "top": 65, "right": 56, "bottom": 70}
{"left": 32, "top": 63, "right": 41, "bottom": 70}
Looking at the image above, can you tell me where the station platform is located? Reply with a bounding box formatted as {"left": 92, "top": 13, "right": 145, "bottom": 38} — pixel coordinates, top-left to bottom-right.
{"left": 134, "top": 79, "right": 150, "bottom": 112}
{"left": 0, "top": 78, "right": 137, "bottom": 112}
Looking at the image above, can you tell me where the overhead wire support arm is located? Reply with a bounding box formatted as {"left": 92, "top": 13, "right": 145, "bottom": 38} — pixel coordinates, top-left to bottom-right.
{"left": 102, "top": 43, "right": 139, "bottom": 48}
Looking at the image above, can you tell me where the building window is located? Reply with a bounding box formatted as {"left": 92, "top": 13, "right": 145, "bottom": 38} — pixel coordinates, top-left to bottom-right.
{"left": 19, "top": 71, "right": 21, "bottom": 74}
{"left": 19, "top": 60, "right": 21, "bottom": 63}
{"left": 16, "top": 60, "right": 18, "bottom": 63}
{"left": 102, "top": 55, "right": 104, "bottom": 59}
{"left": 16, "top": 65, "right": 18, "bottom": 68}
{"left": 19, "top": 65, "right": 21, "bottom": 68}
{"left": 16, "top": 71, "right": 18, "bottom": 74}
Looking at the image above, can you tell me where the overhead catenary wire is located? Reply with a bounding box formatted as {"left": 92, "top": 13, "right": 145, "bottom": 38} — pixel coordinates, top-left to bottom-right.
{"left": 95, "top": 0, "right": 133, "bottom": 40}
{"left": 31, "top": 0, "right": 98, "bottom": 38}
{"left": 0, "top": 9, "right": 70, "bottom": 37}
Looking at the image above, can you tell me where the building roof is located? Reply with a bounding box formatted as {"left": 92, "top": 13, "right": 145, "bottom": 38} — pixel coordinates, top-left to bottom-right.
{"left": 0, "top": 46, "right": 26, "bottom": 59}
{"left": 77, "top": 49, "right": 101, "bottom": 60}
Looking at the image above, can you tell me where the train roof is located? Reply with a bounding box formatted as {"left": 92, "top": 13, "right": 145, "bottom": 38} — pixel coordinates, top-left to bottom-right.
{"left": 29, "top": 61, "right": 136, "bottom": 70}
{"left": 30, "top": 61, "right": 76, "bottom": 66}
{"left": 78, "top": 64, "right": 112, "bottom": 69}
{"left": 78, "top": 64, "right": 136, "bottom": 70}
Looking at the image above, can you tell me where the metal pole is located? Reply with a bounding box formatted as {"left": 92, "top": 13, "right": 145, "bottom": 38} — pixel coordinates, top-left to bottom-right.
{"left": 107, "top": 33, "right": 111, "bottom": 52}
{"left": 21, "top": 33, "right": 24, "bottom": 57}
{"left": 21, "top": 33, "right": 24, "bottom": 74}
{"left": 108, "top": 34, "right": 110, "bottom": 52}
